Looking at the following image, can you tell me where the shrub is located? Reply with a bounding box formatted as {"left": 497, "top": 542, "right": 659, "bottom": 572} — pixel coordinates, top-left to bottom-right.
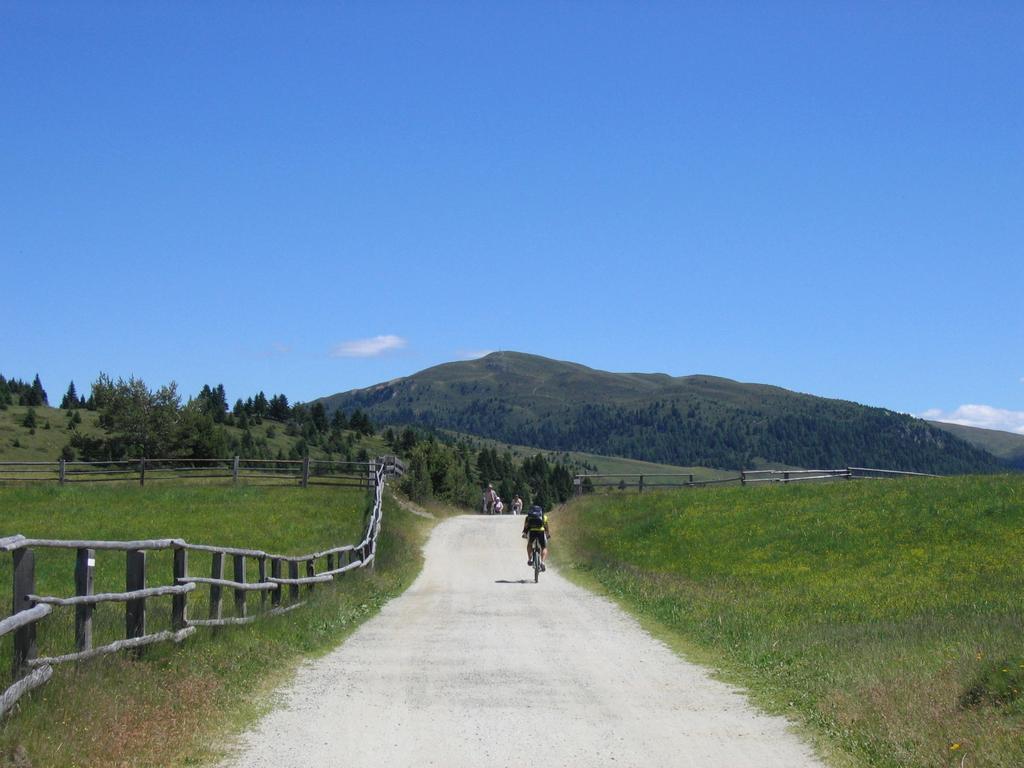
{"left": 960, "top": 658, "right": 1024, "bottom": 709}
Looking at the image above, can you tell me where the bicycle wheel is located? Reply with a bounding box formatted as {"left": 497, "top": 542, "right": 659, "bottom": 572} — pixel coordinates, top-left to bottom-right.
{"left": 533, "top": 547, "right": 541, "bottom": 583}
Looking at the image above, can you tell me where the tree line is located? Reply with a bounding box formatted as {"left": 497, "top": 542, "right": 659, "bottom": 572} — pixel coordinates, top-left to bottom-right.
{"left": 4, "top": 371, "right": 578, "bottom": 511}
{"left": 386, "top": 426, "right": 576, "bottom": 511}
{"left": 2, "top": 371, "right": 378, "bottom": 465}
{"left": 0, "top": 374, "right": 48, "bottom": 408}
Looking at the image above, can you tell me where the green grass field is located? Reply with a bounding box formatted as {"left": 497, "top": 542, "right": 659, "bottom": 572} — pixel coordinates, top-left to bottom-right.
{"left": 0, "top": 483, "right": 433, "bottom": 767}
{"left": 556, "top": 476, "right": 1024, "bottom": 768}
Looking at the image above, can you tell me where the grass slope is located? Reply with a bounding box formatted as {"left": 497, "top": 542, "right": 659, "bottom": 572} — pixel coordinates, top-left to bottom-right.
{"left": 556, "top": 476, "right": 1024, "bottom": 768}
{"left": 0, "top": 403, "right": 388, "bottom": 463}
{"left": 929, "top": 421, "right": 1024, "bottom": 468}
{"left": 0, "top": 483, "right": 433, "bottom": 767}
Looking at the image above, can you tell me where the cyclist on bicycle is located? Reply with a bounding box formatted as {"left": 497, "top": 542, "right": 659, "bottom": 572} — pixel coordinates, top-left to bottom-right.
{"left": 522, "top": 504, "right": 550, "bottom": 571}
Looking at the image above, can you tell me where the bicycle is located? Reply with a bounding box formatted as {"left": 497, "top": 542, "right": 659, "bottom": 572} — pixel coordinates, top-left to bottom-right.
{"left": 530, "top": 537, "right": 543, "bottom": 583}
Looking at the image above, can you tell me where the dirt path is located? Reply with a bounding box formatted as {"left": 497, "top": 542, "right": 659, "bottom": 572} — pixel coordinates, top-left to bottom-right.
{"left": 390, "top": 492, "right": 435, "bottom": 519}
{"left": 221, "top": 516, "right": 826, "bottom": 768}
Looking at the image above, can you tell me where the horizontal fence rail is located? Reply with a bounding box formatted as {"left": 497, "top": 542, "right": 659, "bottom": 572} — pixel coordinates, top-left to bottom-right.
{"left": 0, "top": 456, "right": 401, "bottom": 719}
{"left": 0, "top": 455, "right": 405, "bottom": 489}
{"left": 573, "top": 466, "right": 940, "bottom": 494}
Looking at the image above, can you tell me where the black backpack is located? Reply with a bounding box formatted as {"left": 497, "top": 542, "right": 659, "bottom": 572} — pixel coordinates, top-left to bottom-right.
{"left": 526, "top": 507, "right": 544, "bottom": 529}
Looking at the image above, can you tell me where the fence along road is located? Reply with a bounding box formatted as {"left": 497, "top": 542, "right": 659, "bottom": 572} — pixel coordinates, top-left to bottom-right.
{"left": 220, "top": 515, "right": 826, "bottom": 768}
{"left": 573, "top": 465, "right": 939, "bottom": 494}
{"left": 0, "top": 457, "right": 403, "bottom": 719}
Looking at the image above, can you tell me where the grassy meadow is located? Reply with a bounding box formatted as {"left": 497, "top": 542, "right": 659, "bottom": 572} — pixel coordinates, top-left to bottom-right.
{"left": 556, "top": 476, "right": 1024, "bottom": 768}
{"left": 0, "top": 482, "right": 434, "bottom": 767}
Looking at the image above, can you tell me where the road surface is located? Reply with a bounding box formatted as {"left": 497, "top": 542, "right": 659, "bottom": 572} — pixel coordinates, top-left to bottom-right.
{"left": 222, "top": 515, "right": 826, "bottom": 768}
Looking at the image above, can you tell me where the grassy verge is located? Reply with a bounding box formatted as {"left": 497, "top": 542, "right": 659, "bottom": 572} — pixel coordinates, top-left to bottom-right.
{"left": 0, "top": 483, "right": 435, "bottom": 767}
{"left": 555, "top": 476, "right": 1024, "bottom": 768}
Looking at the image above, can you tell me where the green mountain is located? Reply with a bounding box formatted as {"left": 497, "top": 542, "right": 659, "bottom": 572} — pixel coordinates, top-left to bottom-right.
{"left": 319, "top": 351, "right": 1004, "bottom": 474}
{"left": 928, "top": 421, "right": 1024, "bottom": 469}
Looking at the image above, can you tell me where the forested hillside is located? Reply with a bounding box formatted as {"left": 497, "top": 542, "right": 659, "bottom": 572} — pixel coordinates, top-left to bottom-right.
{"left": 320, "top": 352, "right": 1005, "bottom": 474}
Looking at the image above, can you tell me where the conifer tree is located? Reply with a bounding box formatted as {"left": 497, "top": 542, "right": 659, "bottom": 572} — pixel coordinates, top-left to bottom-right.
{"left": 29, "top": 374, "right": 47, "bottom": 406}
{"left": 61, "top": 381, "right": 78, "bottom": 409}
{"left": 311, "top": 402, "right": 328, "bottom": 433}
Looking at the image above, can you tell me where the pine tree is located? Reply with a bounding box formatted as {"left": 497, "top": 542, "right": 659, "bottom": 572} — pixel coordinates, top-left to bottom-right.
{"left": 311, "top": 402, "right": 328, "bottom": 433}
{"left": 331, "top": 409, "right": 349, "bottom": 431}
{"left": 61, "top": 381, "right": 79, "bottom": 409}
{"left": 269, "top": 394, "right": 290, "bottom": 421}
{"left": 30, "top": 374, "right": 48, "bottom": 406}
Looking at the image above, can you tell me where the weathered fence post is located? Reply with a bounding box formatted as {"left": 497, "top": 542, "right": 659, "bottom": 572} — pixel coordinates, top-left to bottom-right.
{"left": 233, "top": 555, "right": 247, "bottom": 618}
{"left": 689, "top": 474, "right": 694, "bottom": 485}
{"left": 288, "top": 561, "right": 300, "bottom": 602}
{"left": 12, "top": 548, "right": 37, "bottom": 679}
{"left": 232, "top": 455, "right": 240, "bottom": 484}
{"left": 209, "top": 552, "right": 224, "bottom": 620}
{"left": 75, "top": 548, "right": 95, "bottom": 651}
{"left": 740, "top": 469, "right": 747, "bottom": 486}
{"left": 301, "top": 457, "right": 310, "bottom": 488}
{"left": 638, "top": 475, "right": 644, "bottom": 494}
{"left": 326, "top": 553, "right": 335, "bottom": 572}
{"left": 305, "top": 559, "right": 315, "bottom": 593}
{"left": 270, "top": 558, "right": 282, "bottom": 608}
{"left": 845, "top": 466, "right": 852, "bottom": 480}
{"left": 58, "top": 458, "right": 66, "bottom": 485}
{"left": 258, "top": 555, "right": 268, "bottom": 609}
{"left": 125, "top": 550, "right": 146, "bottom": 640}
{"left": 139, "top": 458, "right": 146, "bottom": 487}
{"left": 783, "top": 471, "right": 790, "bottom": 483}
{"left": 172, "top": 547, "right": 188, "bottom": 630}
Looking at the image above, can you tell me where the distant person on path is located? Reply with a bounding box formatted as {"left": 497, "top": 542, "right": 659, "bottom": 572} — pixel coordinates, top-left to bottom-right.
{"left": 494, "top": 496, "right": 504, "bottom": 515}
{"left": 482, "top": 484, "right": 499, "bottom": 515}
{"left": 511, "top": 494, "right": 523, "bottom": 516}
{"left": 522, "top": 505, "right": 550, "bottom": 570}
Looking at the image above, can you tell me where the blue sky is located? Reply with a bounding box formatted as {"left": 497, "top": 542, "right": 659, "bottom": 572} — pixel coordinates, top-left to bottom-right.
{"left": 2, "top": 3, "right": 1022, "bottom": 431}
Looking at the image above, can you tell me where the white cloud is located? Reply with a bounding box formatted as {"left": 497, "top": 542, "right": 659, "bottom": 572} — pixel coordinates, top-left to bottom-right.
{"left": 330, "top": 335, "right": 407, "bottom": 358}
{"left": 920, "top": 404, "right": 1024, "bottom": 435}
{"left": 457, "top": 349, "right": 494, "bottom": 360}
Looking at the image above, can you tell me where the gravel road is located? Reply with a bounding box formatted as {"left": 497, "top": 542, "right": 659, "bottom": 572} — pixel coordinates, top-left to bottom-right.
{"left": 221, "top": 515, "right": 826, "bottom": 768}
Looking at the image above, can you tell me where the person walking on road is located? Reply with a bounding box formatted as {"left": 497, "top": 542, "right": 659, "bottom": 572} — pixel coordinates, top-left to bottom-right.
{"left": 511, "top": 494, "right": 523, "bottom": 516}
{"left": 482, "top": 484, "right": 499, "bottom": 515}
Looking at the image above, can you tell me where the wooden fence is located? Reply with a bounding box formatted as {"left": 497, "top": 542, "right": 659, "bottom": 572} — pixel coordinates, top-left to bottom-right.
{"left": 0, "top": 456, "right": 404, "bottom": 489}
{"left": 0, "top": 457, "right": 402, "bottom": 719}
{"left": 573, "top": 466, "right": 939, "bottom": 494}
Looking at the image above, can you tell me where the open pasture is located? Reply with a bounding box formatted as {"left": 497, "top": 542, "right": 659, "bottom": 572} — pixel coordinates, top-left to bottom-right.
{"left": 557, "top": 475, "right": 1024, "bottom": 768}
{"left": 0, "top": 482, "right": 430, "bottom": 766}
